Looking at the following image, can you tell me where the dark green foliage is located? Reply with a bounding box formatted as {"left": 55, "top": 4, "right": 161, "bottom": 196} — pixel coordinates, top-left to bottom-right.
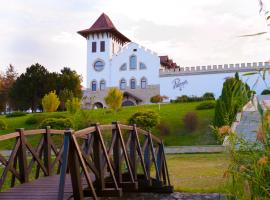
{"left": 9, "top": 64, "right": 82, "bottom": 111}
{"left": 26, "top": 113, "right": 67, "bottom": 125}
{"left": 39, "top": 118, "right": 73, "bottom": 129}
{"left": 213, "top": 73, "right": 251, "bottom": 127}
{"left": 128, "top": 111, "right": 160, "bottom": 130}
{"left": 196, "top": 101, "right": 216, "bottom": 110}
{"left": 183, "top": 112, "right": 199, "bottom": 132}
{"left": 0, "top": 119, "right": 7, "bottom": 130}
{"left": 6, "top": 111, "right": 27, "bottom": 118}
{"left": 173, "top": 93, "right": 215, "bottom": 103}
{"left": 73, "top": 110, "right": 92, "bottom": 130}
{"left": 202, "top": 92, "right": 215, "bottom": 99}
{"left": 261, "top": 89, "right": 270, "bottom": 95}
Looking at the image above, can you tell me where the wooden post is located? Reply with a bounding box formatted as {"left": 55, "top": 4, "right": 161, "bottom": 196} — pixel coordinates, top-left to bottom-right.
{"left": 58, "top": 129, "right": 71, "bottom": 200}
{"left": 44, "top": 126, "right": 51, "bottom": 176}
{"left": 144, "top": 135, "right": 150, "bottom": 175}
{"left": 17, "top": 128, "right": 29, "bottom": 183}
{"left": 130, "top": 126, "right": 137, "bottom": 181}
{"left": 112, "top": 122, "right": 122, "bottom": 185}
{"left": 68, "top": 130, "right": 84, "bottom": 200}
{"left": 93, "top": 123, "right": 105, "bottom": 192}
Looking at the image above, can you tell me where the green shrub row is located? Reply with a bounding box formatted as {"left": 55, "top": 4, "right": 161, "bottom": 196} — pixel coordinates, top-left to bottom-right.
{"left": 6, "top": 111, "right": 27, "bottom": 118}
{"left": 196, "top": 101, "right": 216, "bottom": 110}
{"left": 172, "top": 93, "right": 215, "bottom": 103}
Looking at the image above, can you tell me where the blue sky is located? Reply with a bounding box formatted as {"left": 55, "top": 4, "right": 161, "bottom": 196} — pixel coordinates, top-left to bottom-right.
{"left": 0, "top": 0, "right": 269, "bottom": 86}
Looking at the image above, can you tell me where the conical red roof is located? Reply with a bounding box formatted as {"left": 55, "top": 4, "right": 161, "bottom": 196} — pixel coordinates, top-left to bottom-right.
{"left": 78, "top": 13, "right": 130, "bottom": 43}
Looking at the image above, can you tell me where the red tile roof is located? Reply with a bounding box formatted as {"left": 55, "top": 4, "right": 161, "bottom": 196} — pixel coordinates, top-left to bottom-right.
{"left": 159, "top": 55, "right": 179, "bottom": 69}
{"left": 78, "top": 13, "right": 131, "bottom": 43}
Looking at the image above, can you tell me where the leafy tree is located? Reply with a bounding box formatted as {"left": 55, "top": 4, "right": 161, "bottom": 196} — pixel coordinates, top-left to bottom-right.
{"left": 261, "top": 89, "right": 270, "bottom": 95}
{"left": 128, "top": 111, "right": 160, "bottom": 130}
{"left": 202, "top": 92, "right": 215, "bottom": 99}
{"left": 42, "top": 91, "right": 60, "bottom": 112}
{"left": 0, "top": 65, "right": 17, "bottom": 112}
{"left": 150, "top": 95, "right": 168, "bottom": 110}
{"left": 59, "top": 88, "right": 74, "bottom": 110}
{"left": 104, "top": 88, "right": 123, "bottom": 112}
{"left": 9, "top": 63, "right": 49, "bottom": 111}
{"left": 66, "top": 97, "right": 81, "bottom": 114}
{"left": 213, "top": 73, "right": 251, "bottom": 127}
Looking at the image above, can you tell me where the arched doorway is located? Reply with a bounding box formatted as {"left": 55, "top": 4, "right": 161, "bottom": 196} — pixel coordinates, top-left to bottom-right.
{"left": 93, "top": 102, "right": 103, "bottom": 109}
{"left": 122, "top": 100, "right": 135, "bottom": 107}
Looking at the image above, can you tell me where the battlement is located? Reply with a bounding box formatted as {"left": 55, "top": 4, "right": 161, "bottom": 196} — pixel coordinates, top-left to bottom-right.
{"left": 159, "top": 61, "right": 270, "bottom": 77}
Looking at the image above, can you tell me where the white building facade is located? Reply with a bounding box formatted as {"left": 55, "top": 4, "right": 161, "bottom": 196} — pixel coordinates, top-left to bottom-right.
{"left": 78, "top": 13, "right": 270, "bottom": 108}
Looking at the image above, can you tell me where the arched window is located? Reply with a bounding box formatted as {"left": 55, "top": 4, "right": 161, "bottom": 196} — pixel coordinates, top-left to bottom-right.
{"left": 129, "top": 55, "right": 137, "bottom": 69}
{"left": 120, "top": 63, "right": 127, "bottom": 71}
{"left": 120, "top": 79, "right": 126, "bottom": 90}
{"left": 130, "top": 78, "right": 136, "bottom": 89}
{"left": 100, "top": 80, "right": 106, "bottom": 90}
{"left": 93, "top": 60, "right": 105, "bottom": 71}
{"left": 139, "top": 62, "right": 147, "bottom": 70}
{"left": 91, "top": 81, "right": 97, "bottom": 91}
{"left": 141, "top": 77, "right": 147, "bottom": 89}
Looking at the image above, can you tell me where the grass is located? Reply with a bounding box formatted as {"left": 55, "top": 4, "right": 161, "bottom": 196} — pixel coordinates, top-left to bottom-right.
{"left": 0, "top": 101, "right": 216, "bottom": 149}
{"left": 167, "top": 153, "right": 228, "bottom": 193}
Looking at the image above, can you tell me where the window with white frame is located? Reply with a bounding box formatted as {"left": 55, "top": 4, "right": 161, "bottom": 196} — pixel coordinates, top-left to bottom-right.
{"left": 141, "top": 77, "right": 147, "bottom": 89}
{"left": 139, "top": 62, "right": 147, "bottom": 70}
{"left": 100, "top": 80, "right": 106, "bottom": 90}
{"left": 120, "top": 63, "right": 127, "bottom": 71}
{"left": 130, "top": 78, "right": 136, "bottom": 89}
{"left": 91, "top": 81, "right": 97, "bottom": 91}
{"left": 129, "top": 55, "right": 137, "bottom": 69}
{"left": 120, "top": 79, "right": 126, "bottom": 90}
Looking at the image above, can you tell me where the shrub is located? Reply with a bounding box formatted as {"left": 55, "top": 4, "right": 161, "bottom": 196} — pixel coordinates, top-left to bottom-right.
{"left": 104, "top": 88, "right": 123, "bottom": 112}
{"left": 173, "top": 93, "right": 214, "bottom": 103}
{"left": 25, "top": 116, "right": 39, "bottom": 125}
{"left": 39, "top": 118, "right": 73, "bottom": 129}
{"left": 128, "top": 111, "right": 160, "bottom": 131}
{"left": 150, "top": 95, "right": 168, "bottom": 103}
{"left": 42, "top": 91, "right": 60, "bottom": 112}
{"left": 6, "top": 111, "right": 27, "bottom": 118}
{"left": 261, "top": 89, "right": 270, "bottom": 95}
{"left": 0, "top": 119, "right": 7, "bottom": 130}
{"left": 183, "top": 112, "right": 199, "bottom": 132}
{"left": 156, "top": 122, "right": 170, "bottom": 136}
{"left": 196, "top": 101, "right": 216, "bottom": 110}
{"left": 73, "top": 110, "right": 93, "bottom": 130}
{"left": 66, "top": 97, "right": 81, "bottom": 114}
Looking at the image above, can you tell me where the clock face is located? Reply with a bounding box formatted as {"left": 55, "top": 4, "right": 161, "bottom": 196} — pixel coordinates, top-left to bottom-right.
{"left": 93, "top": 60, "right": 105, "bottom": 71}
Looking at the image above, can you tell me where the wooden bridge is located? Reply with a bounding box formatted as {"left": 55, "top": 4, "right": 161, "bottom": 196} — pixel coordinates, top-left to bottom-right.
{"left": 0, "top": 122, "right": 173, "bottom": 199}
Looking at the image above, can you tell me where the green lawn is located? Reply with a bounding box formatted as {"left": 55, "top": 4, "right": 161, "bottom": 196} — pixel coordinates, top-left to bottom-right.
{"left": 167, "top": 153, "right": 228, "bottom": 193}
{"left": 0, "top": 101, "right": 216, "bottom": 149}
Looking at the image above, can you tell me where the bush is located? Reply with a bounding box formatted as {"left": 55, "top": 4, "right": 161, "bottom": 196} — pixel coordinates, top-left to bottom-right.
{"left": 173, "top": 93, "right": 215, "bottom": 103}
{"left": 0, "top": 119, "right": 7, "bottom": 130}
{"left": 66, "top": 97, "right": 81, "bottom": 114}
{"left": 39, "top": 118, "right": 73, "bottom": 129}
{"left": 6, "top": 111, "right": 27, "bottom": 118}
{"left": 183, "top": 112, "right": 199, "bottom": 132}
{"left": 73, "top": 110, "right": 93, "bottom": 130}
{"left": 42, "top": 91, "right": 60, "bottom": 112}
{"left": 104, "top": 88, "right": 123, "bottom": 112}
{"left": 196, "top": 101, "right": 216, "bottom": 110}
{"left": 128, "top": 111, "right": 160, "bottom": 131}
{"left": 156, "top": 122, "right": 170, "bottom": 136}
{"left": 25, "top": 113, "right": 67, "bottom": 125}
{"left": 261, "top": 89, "right": 270, "bottom": 95}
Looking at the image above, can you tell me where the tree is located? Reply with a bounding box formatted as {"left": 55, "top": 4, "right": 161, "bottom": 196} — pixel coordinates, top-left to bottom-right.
{"left": 66, "top": 97, "right": 81, "bottom": 114}
{"left": 150, "top": 95, "right": 168, "bottom": 110}
{"left": 59, "top": 88, "right": 74, "bottom": 110}
{"left": 9, "top": 63, "right": 49, "bottom": 111}
{"left": 104, "top": 88, "right": 123, "bottom": 112}
{"left": 0, "top": 65, "right": 17, "bottom": 112}
{"left": 42, "top": 91, "right": 60, "bottom": 112}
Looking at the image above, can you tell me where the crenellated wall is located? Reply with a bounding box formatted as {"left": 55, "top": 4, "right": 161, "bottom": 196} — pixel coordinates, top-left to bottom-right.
{"left": 160, "top": 61, "right": 270, "bottom": 77}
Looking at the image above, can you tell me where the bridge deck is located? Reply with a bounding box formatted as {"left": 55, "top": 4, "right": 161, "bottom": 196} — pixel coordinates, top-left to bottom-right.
{"left": 0, "top": 175, "right": 79, "bottom": 200}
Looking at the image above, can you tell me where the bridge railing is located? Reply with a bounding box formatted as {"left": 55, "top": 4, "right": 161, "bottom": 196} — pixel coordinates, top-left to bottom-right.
{"left": 58, "top": 122, "right": 172, "bottom": 200}
{"left": 0, "top": 126, "right": 65, "bottom": 191}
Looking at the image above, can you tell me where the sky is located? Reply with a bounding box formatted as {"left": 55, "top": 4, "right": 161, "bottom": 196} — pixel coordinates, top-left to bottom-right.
{"left": 0, "top": 0, "right": 269, "bottom": 86}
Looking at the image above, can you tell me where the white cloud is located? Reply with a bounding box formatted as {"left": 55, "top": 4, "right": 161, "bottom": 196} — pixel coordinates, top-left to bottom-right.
{"left": 0, "top": 0, "right": 269, "bottom": 86}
